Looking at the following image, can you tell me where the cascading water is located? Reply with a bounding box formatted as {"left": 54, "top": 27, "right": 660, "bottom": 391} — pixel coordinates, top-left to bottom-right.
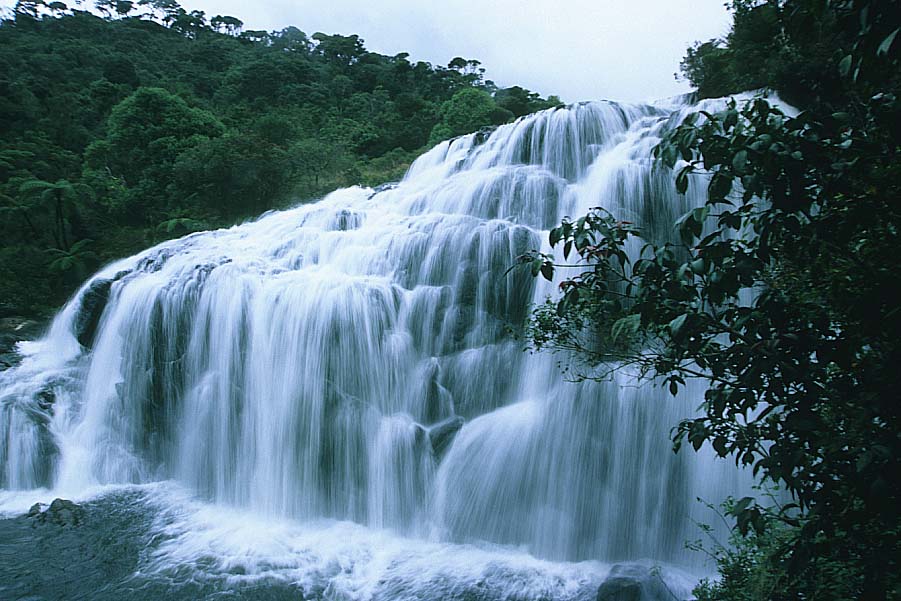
{"left": 0, "top": 97, "right": 757, "bottom": 599}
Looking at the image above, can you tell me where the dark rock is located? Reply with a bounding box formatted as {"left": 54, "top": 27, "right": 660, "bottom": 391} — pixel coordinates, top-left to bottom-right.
{"left": 473, "top": 125, "right": 498, "bottom": 146}
{"left": 413, "top": 423, "right": 428, "bottom": 447}
{"left": 423, "top": 359, "right": 455, "bottom": 423}
{"left": 0, "top": 334, "right": 14, "bottom": 352}
{"left": 0, "top": 317, "right": 46, "bottom": 370}
{"left": 429, "top": 416, "right": 465, "bottom": 457}
{"left": 36, "top": 388, "right": 55, "bottom": 412}
{"left": 1, "top": 318, "right": 43, "bottom": 344}
{"left": 26, "top": 503, "right": 46, "bottom": 518}
{"left": 74, "top": 278, "right": 113, "bottom": 348}
{"left": 137, "top": 248, "right": 177, "bottom": 273}
{"left": 71, "top": 269, "right": 133, "bottom": 350}
{"left": 596, "top": 564, "right": 675, "bottom": 601}
{"left": 597, "top": 577, "right": 643, "bottom": 601}
{"left": 371, "top": 182, "right": 398, "bottom": 195}
{"left": 0, "top": 350, "right": 17, "bottom": 370}
{"left": 35, "top": 498, "right": 85, "bottom": 527}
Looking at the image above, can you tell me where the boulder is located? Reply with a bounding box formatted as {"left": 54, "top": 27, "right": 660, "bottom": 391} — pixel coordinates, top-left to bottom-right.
{"left": 30, "top": 498, "right": 85, "bottom": 527}
{"left": 596, "top": 564, "right": 676, "bottom": 601}
{"left": 73, "top": 278, "right": 113, "bottom": 348}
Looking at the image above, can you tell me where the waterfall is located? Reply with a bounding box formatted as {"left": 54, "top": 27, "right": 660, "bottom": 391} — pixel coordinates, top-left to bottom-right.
{"left": 0, "top": 98, "right": 753, "bottom": 574}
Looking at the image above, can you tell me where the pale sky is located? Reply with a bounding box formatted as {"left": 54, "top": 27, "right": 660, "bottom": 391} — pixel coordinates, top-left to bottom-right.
{"left": 3, "top": 0, "right": 732, "bottom": 102}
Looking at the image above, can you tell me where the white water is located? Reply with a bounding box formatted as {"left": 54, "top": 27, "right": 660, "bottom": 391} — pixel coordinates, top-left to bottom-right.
{"left": 0, "top": 97, "right": 761, "bottom": 597}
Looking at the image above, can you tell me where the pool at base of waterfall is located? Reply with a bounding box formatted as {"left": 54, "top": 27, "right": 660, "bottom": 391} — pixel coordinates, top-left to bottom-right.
{"left": 0, "top": 482, "right": 701, "bottom": 601}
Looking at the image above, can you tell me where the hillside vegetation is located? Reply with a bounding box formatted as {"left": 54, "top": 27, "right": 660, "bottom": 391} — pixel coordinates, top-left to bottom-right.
{"left": 0, "top": 1, "right": 561, "bottom": 316}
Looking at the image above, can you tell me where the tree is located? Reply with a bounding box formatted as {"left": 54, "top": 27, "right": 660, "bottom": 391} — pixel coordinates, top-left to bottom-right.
{"left": 45, "top": 238, "right": 98, "bottom": 281}
{"left": 172, "top": 131, "right": 297, "bottom": 218}
{"left": 210, "top": 14, "right": 242, "bottom": 36}
{"left": 95, "top": 1, "right": 115, "bottom": 18}
{"left": 47, "top": 2, "right": 68, "bottom": 16}
{"left": 290, "top": 137, "right": 350, "bottom": 189}
{"left": 171, "top": 9, "right": 207, "bottom": 38}
{"left": 428, "top": 88, "right": 512, "bottom": 145}
{"left": 447, "top": 56, "right": 485, "bottom": 81}
{"left": 525, "top": 1, "right": 900, "bottom": 597}
{"left": 678, "top": 40, "right": 736, "bottom": 99}
{"left": 240, "top": 29, "right": 270, "bottom": 45}
{"left": 270, "top": 26, "right": 310, "bottom": 53}
{"left": 17, "top": 178, "right": 91, "bottom": 250}
{"left": 13, "top": 1, "right": 45, "bottom": 19}
{"left": 495, "top": 86, "right": 561, "bottom": 118}
{"left": 114, "top": 1, "right": 135, "bottom": 18}
{"left": 136, "top": 0, "right": 180, "bottom": 26}
{"left": 91, "top": 87, "right": 225, "bottom": 222}
{"left": 312, "top": 32, "right": 366, "bottom": 67}
{"left": 0, "top": 192, "right": 42, "bottom": 240}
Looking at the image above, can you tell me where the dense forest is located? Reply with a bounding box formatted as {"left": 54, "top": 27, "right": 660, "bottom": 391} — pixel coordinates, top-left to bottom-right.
{"left": 0, "top": 0, "right": 560, "bottom": 317}
{"left": 528, "top": 0, "right": 899, "bottom": 598}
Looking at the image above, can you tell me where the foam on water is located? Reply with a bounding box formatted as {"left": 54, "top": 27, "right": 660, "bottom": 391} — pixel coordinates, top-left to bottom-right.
{"left": 135, "top": 482, "right": 698, "bottom": 601}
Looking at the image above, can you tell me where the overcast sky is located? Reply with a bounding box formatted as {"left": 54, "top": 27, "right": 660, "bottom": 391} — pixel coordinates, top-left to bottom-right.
{"left": 4, "top": 0, "right": 732, "bottom": 102}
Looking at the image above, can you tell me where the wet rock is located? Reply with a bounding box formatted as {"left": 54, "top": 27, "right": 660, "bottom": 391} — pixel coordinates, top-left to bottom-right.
{"left": 422, "top": 359, "right": 454, "bottom": 423}
{"left": 429, "top": 416, "right": 465, "bottom": 457}
{"left": 0, "top": 350, "right": 17, "bottom": 370}
{"left": 36, "top": 388, "right": 55, "bottom": 411}
{"left": 597, "top": 578, "right": 643, "bottom": 601}
{"left": 473, "top": 125, "right": 498, "bottom": 146}
{"left": 72, "top": 269, "right": 133, "bottom": 349}
{"left": 596, "top": 564, "right": 674, "bottom": 601}
{"left": 0, "top": 317, "right": 44, "bottom": 339}
{"left": 413, "top": 423, "right": 428, "bottom": 447}
{"left": 26, "top": 502, "right": 46, "bottom": 518}
{"left": 0, "top": 317, "right": 45, "bottom": 370}
{"left": 74, "top": 278, "right": 113, "bottom": 348}
{"left": 32, "top": 498, "right": 86, "bottom": 527}
{"left": 136, "top": 247, "right": 177, "bottom": 273}
{"left": 371, "top": 182, "right": 398, "bottom": 195}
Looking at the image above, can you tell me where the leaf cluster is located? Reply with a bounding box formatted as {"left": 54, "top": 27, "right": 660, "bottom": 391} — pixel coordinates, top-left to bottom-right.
{"left": 529, "top": 2, "right": 901, "bottom": 596}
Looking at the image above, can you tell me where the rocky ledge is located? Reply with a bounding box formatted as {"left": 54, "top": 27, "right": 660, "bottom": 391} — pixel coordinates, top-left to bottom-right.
{"left": 0, "top": 316, "right": 45, "bottom": 370}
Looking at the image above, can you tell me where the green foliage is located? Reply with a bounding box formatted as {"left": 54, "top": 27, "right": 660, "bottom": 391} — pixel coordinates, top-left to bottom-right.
{"left": 678, "top": 1, "right": 792, "bottom": 100}
{"left": 92, "top": 87, "right": 226, "bottom": 222}
{"left": 46, "top": 238, "right": 98, "bottom": 278}
{"left": 0, "top": 3, "right": 561, "bottom": 316}
{"left": 690, "top": 498, "right": 789, "bottom": 601}
{"left": 692, "top": 494, "right": 869, "bottom": 600}
{"left": 172, "top": 131, "right": 296, "bottom": 218}
{"left": 679, "top": 41, "right": 740, "bottom": 100}
{"left": 495, "top": 85, "right": 563, "bottom": 118}
{"left": 529, "top": 1, "right": 900, "bottom": 597}
{"left": 680, "top": 0, "right": 901, "bottom": 110}
{"left": 428, "top": 88, "right": 513, "bottom": 145}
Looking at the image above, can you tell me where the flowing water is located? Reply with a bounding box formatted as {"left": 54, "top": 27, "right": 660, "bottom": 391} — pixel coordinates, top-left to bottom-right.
{"left": 0, "top": 96, "right": 759, "bottom": 600}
